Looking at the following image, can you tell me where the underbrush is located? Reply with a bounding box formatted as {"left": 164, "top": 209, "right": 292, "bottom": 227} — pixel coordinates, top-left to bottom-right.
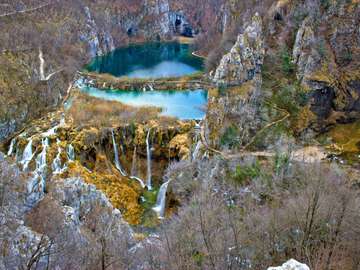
{"left": 67, "top": 92, "right": 179, "bottom": 127}
{"left": 142, "top": 155, "right": 360, "bottom": 270}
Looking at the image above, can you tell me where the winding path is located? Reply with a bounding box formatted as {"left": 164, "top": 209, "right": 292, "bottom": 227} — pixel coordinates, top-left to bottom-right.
{"left": 199, "top": 104, "right": 326, "bottom": 163}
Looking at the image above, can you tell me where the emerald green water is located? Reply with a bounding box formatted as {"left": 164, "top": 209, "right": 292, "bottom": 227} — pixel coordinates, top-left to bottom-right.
{"left": 82, "top": 42, "right": 207, "bottom": 119}
{"left": 85, "top": 42, "right": 203, "bottom": 78}
{"left": 81, "top": 86, "right": 208, "bottom": 120}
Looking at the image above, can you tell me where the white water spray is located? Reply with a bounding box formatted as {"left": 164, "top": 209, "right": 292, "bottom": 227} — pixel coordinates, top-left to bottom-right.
{"left": 129, "top": 176, "right": 146, "bottom": 188}
{"left": 111, "top": 129, "right": 127, "bottom": 177}
{"left": 41, "top": 115, "right": 65, "bottom": 137}
{"left": 153, "top": 180, "right": 171, "bottom": 218}
{"left": 67, "top": 144, "right": 75, "bottom": 161}
{"left": 52, "top": 139, "right": 64, "bottom": 174}
{"left": 21, "top": 139, "right": 34, "bottom": 171}
{"left": 146, "top": 129, "right": 152, "bottom": 190}
{"left": 128, "top": 146, "right": 146, "bottom": 188}
{"left": 192, "top": 140, "right": 202, "bottom": 161}
{"left": 27, "top": 138, "right": 49, "bottom": 205}
{"left": 7, "top": 138, "right": 16, "bottom": 156}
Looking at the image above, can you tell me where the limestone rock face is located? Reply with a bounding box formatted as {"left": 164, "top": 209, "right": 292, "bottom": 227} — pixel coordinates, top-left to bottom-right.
{"left": 144, "top": 0, "right": 171, "bottom": 36}
{"left": 213, "top": 12, "right": 265, "bottom": 86}
{"left": 0, "top": 151, "right": 136, "bottom": 269}
{"left": 292, "top": 17, "right": 320, "bottom": 83}
{"left": 50, "top": 178, "right": 133, "bottom": 238}
{"left": 267, "top": 259, "right": 310, "bottom": 270}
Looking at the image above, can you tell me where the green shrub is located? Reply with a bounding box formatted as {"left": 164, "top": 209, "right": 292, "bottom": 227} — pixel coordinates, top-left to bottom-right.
{"left": 220, "top": 125, "right": 240, "bottom": 148}
{"left": 141, "top": 188, "right": 159, "bottom": 210}
{"left": 274, "top": 152, "right": 291, "bottom": 176}
{"left": 232, "top": 161, "right": 261, "bottom": 185}
{"left": 272, "top": 82, "right": 308, "bottom": 117}
{"left": 320, "top": 0, "right": 331, "bottom": 10}
{"left": 280, "top": 46, "right": 296, "bottom": 75}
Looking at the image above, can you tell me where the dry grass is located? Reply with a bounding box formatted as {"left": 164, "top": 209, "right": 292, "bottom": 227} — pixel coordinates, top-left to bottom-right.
{"left": 67, "top": 92, "right": 164, "bottom": 127}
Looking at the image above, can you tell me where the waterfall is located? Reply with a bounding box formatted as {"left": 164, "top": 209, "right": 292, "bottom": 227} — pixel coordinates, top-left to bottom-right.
{"left": 146, "top": 129, "right": 152, "bottom": 190}
{"left": 67, "top": 144, "right": 75, "bottom": 161}
{"left": 27, "top": 138, "right": 49, "bottom": 205}
{"left": 131, "top": 146, "right": 137, "bottom": 176}
{"left": 35, "top": 138, "right": 49, "bottom": 176}
{"left": 7, "top": 138, "right": 16, "bottom": 156}
{"left": 153, "top": 180, "right": 171, "bottom": 218}
{"left": 148, "top": 84, "right": 154, "bottom": 91}
{"left": 192, "top": 140, "right": 202, "bottom": 161}
{"left": 60, "top": 114, "right": 66, "bottom": 126}
{"left": 129, "top": 176, "right": 146, "bottom": 188}
{"left": 41, "top": 115, "right": 65, "bottom": 137}
{"left": 52, "top": 139, "right": 64, "bottom": 174}
{"left": 111, "top": 129, "right": 127, "bottom": 177}
{"left": 21, "top": 139, "right": 34, "bottom": 171}
{"left": 128, "top": 146, "right": 146, "bottom": 188}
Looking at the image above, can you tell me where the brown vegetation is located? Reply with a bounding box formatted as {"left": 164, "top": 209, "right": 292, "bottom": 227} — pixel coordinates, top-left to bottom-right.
{"left": 150, "top": 157, "right": 360, "bottom": 270}
{"left": 67, "top": 92, "right": 163, "bottom": 127}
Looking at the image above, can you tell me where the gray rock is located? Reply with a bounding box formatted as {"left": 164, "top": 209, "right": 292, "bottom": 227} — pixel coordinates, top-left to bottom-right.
{"left": 292, "top": 17, "right": 320, "bottom": 83}
{"left": 213, "top": 12, "right": 265, "bottom": 86}
{"left": 267, "top": 259, "right": 310, "bottom": 270}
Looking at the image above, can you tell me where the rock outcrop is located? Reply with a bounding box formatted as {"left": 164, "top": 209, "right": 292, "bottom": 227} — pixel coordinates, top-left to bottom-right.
{"left": 292, "top": 17, "right": 320, "bottom": 83}
{"left": 213, "top": 12, "right": 265, "bottom": 87}
{"left": 291, "top": 0, "right": 360, "bottom": 129}
{"left": 0, "top": 151, "right": 136, "bottom": 269}
{"left": 267, "top": 259, "right": 310, "bottom": 270}
{"left": 207, "top": 13, "right": 265, "bottom": 148}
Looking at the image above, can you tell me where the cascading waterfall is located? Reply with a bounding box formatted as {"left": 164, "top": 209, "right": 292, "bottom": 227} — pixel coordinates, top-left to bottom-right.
{"left": 41, "top": 114, "right": 65, "bottom": 137}
{"left": 7, "top": 138, "right": 16, "bottom": 156}
{"left": 153, "top": 179, "right": 171, "bottom": 218}
{"left": 146, "top": 129, "right": 152, "bottom": 190}
{"left": 21, "top": 139, "right": 34, "bottom": 171}
{"left": 111, "top": 129, "right": 127, "bottom": 177}
{"left": 148, "top": 84, "right": 154, "bottom": 91}
{"left": 129, "top": 146, "right": 146, "bottom": 188}
{"left": 131, "top": 146, "right": 137, "bottom": 176}
{"left": 67, "top": 144, "right": 75, "bottom": 161}
{"left": 27, "top": 138, "right": 49, "bottom": 205}
{"left": 52, "top": 139, "right": 64, "bottom": 174}
{"left": 192, "top": 140, "right": 202, "bottom": 161}
{"left": 130, "top": 176, "right": 146, "bottom": 188}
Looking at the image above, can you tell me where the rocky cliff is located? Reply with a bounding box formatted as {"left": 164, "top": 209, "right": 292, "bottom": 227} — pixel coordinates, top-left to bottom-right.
{"left": 209, "top": 0, "right": 359, "bottom": 149}
{"left": 0, "top": 152, "right": 136, "bottom": 270}
{"left": 212, "top": 12, "right": 264, "bottom": 86}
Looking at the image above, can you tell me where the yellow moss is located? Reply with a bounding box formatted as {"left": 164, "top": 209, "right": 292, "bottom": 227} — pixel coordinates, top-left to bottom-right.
{"left": 66, "top": 160, "right": 143, "bottom": 225}
{"left": 133, "top": 233, "right": 147, "bottom": 241}
{"left": 169, "top": 134, "right": 190, "bottom": 159}
{"left": 277, "top": 0, "right": 290, "bottom": 8}
{"left": 134, "top": 124, "right": 145, "bottom": 145}
{"left": 293, "top": 106, "right": 316, "bottom": 134}
{"left": 72, "top": 127, "right": 99, "bottom": 152}
{"left": 326, "top": 121, "right": 360, "bottom": 154}
{"left": 308, "top": 68, "right": 332, "bottom": 84}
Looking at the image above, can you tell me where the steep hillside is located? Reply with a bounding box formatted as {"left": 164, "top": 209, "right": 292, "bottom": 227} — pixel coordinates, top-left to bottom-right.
{"left": 0, "top": 0, "right": 359, "bottom": 269}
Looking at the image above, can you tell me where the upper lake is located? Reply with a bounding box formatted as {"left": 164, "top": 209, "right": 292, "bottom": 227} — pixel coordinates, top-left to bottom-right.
{"left": 85, "top": 42, "right": 203, "bottom": 79}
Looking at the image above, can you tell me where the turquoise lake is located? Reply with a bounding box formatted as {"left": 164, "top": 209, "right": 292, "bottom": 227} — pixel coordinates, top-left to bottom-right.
{"left": 82, "top": 42, "right": 207, "bottom": 119}
{"left": 85, "top": 42, "right": 203, "bottom": 78}
{"left": 81, "top": 86, "right": 208, "bottom": 120}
